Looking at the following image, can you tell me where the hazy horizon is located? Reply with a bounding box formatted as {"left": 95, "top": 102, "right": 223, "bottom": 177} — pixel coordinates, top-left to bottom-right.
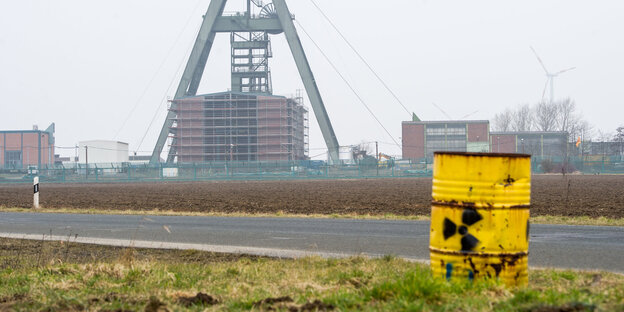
{"left": 1, "top": 0, "right": 622, "bottom": 159}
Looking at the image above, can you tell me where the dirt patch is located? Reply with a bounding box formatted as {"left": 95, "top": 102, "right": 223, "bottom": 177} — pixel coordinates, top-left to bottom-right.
{"left": 144, "top": 296, "right": 169, "bottom": 312}
{"left": 297, "top": 300, "right": 335, "bottom": 311}
{"left": 0, "top": 293, "right": 26, "bottom": 304}
{"left": 1, "top": 176, "right": 623, "bottom": 218}
{"left": 253, "top": 296, "right": 334, "bottom": 312}
{"left": 254, "top": 296, "right": 294, "bottom": 308}
{"left": 525, "top": 302, "right": 596, "bottom": 312}
{"left": 177, "top": 292, "right": 219, "bottom": 307}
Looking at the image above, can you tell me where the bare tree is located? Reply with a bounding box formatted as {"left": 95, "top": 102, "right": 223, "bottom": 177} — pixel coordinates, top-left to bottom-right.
{"left": 533, "top": 100, "right": 559, "bottom": 131}
{"left": 511, "top": 104, "right": 533, "bottom": 132}
{"left": 555, "top": 98, "right": 580, "bottom": 136}
{"left": 492, "top": 109, "right": 513, "bottom": 132}
{"left": 574, "top": 120, "right": 594, "bottom": 146}
{"left": 351, "top": 142, "right": 373, "bottom": 160}
{"left": 596, "top": 130, "right": 613, "bottom": 156}
{"left": 614, "top": 126, "right": 624, "bottom": 157}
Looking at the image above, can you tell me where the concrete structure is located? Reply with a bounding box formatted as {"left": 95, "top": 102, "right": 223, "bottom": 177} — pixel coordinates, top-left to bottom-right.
{"left": 169, "top": 92, "right": 308, "bottom": 162}
{"left": 490, "top": 132, "right": 567, "bottom": 157}
{"left": 129, "top": 155, "right": 154, "bottom": 165}
{"left": 402, "top": 120, "right": 490, "bottom": 159}
{"left": 78, "top": 140, "right": 129, "bottom": 164}
{"left": 152, "top": 0, "right": 340, "bottom": 164}
{"left": 0, "top": 123, "right": 55, "bottom": 169}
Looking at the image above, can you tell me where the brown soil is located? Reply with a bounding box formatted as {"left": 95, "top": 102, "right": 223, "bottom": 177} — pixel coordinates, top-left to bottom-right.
{"left": 177, "top": 293, "right": 219, "bottom": 307}
{"left": 0, "top": 175, "right": 623, "bottom": 218}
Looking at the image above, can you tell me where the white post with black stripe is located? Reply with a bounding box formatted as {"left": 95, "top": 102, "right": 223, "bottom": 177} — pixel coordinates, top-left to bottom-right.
{"left": 33, "top": 176, "right": 40, "bottom": 209}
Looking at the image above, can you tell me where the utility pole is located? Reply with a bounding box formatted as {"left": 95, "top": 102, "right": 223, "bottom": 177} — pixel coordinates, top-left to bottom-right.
{"left": 85, "top": 145, "right": 88, "bottom": 179}
{"left": 375, "top": 141, "right": 379, "bottom": 177}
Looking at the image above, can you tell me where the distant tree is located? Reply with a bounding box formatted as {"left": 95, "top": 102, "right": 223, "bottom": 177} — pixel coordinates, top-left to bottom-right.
{"left": 533, "top": 100, "right": 559, "bottom": 131}
{"left": 615, "top": 126, "right": 624, "bottom": 142}
{"left": 492, "top": 109, "right": 513, "bottom": 132}
{"left": 596, "top": 130, "right": 614, "bottom": 156}
{"left": 511, "top": 104, "right": 533, "bottom": 132}
{"left": 614, "top": 126, "right": 624, "bottom": 156}
{"left": 351, "top": 142, "right": 374, "bottom": 160}
{"left": 491, "top": 98, "right": 593, "bottom": 143}
{"left": 555, "top": 98, "right": 581, "bottom": 138}
{"left": 571, "top": 120, "right": 593, "bottom": 144}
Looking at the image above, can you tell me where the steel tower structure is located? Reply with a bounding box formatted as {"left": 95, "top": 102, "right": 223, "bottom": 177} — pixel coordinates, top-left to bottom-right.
{"left": 150, "top": 0, "right": 340, "bottom": 164}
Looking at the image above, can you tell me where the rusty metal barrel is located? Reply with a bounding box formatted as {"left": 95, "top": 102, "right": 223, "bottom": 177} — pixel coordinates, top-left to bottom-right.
{"left": 429, "top": 152, "right": 531, "bottom": 286}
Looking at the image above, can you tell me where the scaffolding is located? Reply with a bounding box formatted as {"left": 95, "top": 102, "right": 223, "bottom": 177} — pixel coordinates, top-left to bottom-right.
{"left": 231, "top": 32, "right": 273, "bottom": 94}
{"left": 169, "top": 92, "right": 308, "bottom": 163}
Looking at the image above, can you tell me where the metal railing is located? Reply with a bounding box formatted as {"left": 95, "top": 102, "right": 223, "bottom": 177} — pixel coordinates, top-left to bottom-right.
{"left": 0, "top": 159, "right": 431, "bottom": 184}
{"left": 1, "top": 156, "right": 622, "bottom": 184}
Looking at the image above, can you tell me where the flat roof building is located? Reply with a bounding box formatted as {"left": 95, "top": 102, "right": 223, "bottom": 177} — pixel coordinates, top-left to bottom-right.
{"left": 0, "top": 123, "right": 55, "bottom": 169}
{"left": 490, "top": 131, "right": 568, "bottom": 157}
{"left": 402, "top": 120, "right": 490, "bottom": 159}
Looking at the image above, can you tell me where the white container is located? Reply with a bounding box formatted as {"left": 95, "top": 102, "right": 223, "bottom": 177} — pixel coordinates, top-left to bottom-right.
{"left": 162, "top": 167, "right": 179, "bottom": 178}
{"left": 78, "top": 140, "right": 129, "bottom": 164}
{"left": 339, "top": 146, "right": 354, "bottom": 164}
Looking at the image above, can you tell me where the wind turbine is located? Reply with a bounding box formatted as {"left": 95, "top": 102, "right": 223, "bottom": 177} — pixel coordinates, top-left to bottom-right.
{"left": 530, "top": 46, "right": 576, "bottom": 103}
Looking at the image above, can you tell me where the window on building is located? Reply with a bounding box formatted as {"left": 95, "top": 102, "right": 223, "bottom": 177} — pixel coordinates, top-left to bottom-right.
{"left": 426, "top": 126, "right": 445, "bottom": 135}
{"left": 5, "top": 151, "right": 22, "bottom": 168}
{"left": 446, "top": 125, "right": 467, "bottom": 135}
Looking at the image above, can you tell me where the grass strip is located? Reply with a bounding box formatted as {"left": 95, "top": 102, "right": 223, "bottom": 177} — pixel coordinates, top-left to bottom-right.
{"left": 2, "top": 206, "right": 624, "bottom": 226}
{"left": 0, "top": 238, "right": 622, "bottom": 311}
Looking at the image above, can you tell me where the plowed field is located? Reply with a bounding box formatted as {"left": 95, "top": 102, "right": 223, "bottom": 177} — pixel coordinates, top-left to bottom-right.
{"left": 0, "top": 175, "right": 623, "bottom": 218}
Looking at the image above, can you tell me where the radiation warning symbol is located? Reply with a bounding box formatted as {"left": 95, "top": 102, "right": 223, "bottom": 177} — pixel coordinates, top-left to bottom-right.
{"left": 443, "top": 209, "right": 483, "bottom": 251}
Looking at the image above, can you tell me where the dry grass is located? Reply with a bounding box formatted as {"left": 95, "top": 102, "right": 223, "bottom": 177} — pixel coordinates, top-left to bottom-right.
{"left": 2, "top": 206, "right": 624, "bottom": 226}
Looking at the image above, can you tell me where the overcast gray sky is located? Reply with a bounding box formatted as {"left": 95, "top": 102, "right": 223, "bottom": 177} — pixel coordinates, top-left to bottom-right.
{"left": 1, "top": 0, "right": 622, "bottom": 159}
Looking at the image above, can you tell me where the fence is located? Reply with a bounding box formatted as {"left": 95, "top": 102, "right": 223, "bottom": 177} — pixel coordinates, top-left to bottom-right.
{"left": 0, "top": 159, "right": 432, "bottom": 184}
{"left": 530, "top": 155, "right": 624, "bottom": 174}
{"left": 1, "top": 155, "right": 622, "bottom": 184}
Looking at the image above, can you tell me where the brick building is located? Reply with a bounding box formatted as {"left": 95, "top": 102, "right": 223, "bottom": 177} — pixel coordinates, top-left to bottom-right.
{"left": 0, "top": 123, "right": 55, "bottom": 169}
{"left": 402, "top": 120, "right": 490, "bottom": 159}
{"left": 168, "top": 92, "right": 308, "bottom": 162}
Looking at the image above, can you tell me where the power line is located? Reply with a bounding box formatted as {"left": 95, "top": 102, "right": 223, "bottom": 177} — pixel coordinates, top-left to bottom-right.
{"left": 133, "top": 13, "right": 205, "bottom": 155}
{"left": 294, "top": 20, "right": 401, "bottom": 148}
{"left": 113, "top": 0, "right": 205, "bottom": 140}
{"left": 309, "top": 0, "right": 412, "bottom": 118}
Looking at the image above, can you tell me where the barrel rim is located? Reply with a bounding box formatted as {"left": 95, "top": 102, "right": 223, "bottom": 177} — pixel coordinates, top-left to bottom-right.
{"left": 434, "top": 151, "right": 531, "bottom": 158}
{"left": 431, "top": 200, "right": 530, "bottom": 209}
{"left": 429, "top": 247, "right": 529, "bottom": 258}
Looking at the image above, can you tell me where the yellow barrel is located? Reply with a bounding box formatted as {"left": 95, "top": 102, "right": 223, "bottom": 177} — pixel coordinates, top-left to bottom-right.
{"left": 429, "top": 152, "right": 531, "bottom": 287}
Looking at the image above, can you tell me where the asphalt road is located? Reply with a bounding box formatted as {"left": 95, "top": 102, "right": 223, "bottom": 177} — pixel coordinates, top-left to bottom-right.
{"left": 0, "top": 212, "right": 623, "bottom": 273}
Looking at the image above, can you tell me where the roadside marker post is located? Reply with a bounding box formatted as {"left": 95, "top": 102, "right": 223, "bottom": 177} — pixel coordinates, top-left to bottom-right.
{"left": 33, "top": 176, "right": 40, "bottom": 209}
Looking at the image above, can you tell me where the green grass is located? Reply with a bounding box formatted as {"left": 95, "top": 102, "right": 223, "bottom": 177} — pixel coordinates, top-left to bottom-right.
{"left": 1, "top": 239, "right": 623, "bottom": 311}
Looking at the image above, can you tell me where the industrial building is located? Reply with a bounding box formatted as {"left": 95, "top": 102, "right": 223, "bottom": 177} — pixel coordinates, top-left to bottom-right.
{"left": 0, "top": 123, "right": 55, "bottom": 169}
{"left": 490, "top": 131, "right": 568, "bottom": 157}
{"left": 402, "top": 120, "right": 490, "bottom": 159}
{"left": 78, "top": 140, "right": 129, "bottom": 164}
{"left": 169, "top": 92, "right": 308, "bottom": 162}
{"left": 151, "top": 0, "right": 340, "bottom": 164}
